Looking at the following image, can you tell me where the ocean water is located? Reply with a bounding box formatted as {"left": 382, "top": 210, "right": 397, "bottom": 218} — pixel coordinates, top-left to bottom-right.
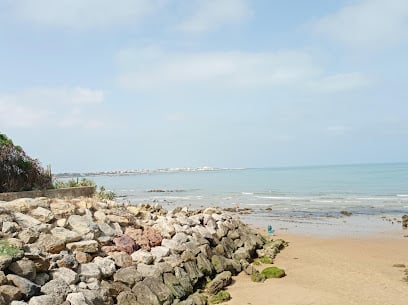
{"left": 82, "top": 163, "right": 408, "bottom": 235}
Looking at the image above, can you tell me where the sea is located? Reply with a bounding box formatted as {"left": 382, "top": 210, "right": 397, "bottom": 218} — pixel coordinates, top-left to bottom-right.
{"left": 79, "top": 163, "right": 408, "bottom": 236}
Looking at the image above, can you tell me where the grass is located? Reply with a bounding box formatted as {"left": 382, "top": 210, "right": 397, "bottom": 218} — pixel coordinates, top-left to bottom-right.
{"left": 0, "top": 239, "right": 23, "bottom": 257}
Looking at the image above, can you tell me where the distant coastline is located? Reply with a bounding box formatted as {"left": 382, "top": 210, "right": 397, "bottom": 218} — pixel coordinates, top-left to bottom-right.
{"left": 53, "top": 166, "right": 245, "bottom": 178}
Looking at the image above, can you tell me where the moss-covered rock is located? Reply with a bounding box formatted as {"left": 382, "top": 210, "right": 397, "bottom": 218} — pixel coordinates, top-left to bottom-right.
{"left": 258, "top": 256, "right": 273, "bottom": 264}
{"left": 0, "top": 239, "right": 24, "bottom": 257}
{"left": 261, "top": 266, "right": 285, "bottom": 278}
{"left": 209, "top": 290, "right": 231, "bottom": 304}
{"left": 251, "top": 270, "right": 266, "bottom": 282}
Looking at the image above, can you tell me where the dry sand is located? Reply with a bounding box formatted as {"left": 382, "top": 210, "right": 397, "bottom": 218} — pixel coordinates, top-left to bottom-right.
{"left": 227, "top": 232, "right": 408, "bottom": 305}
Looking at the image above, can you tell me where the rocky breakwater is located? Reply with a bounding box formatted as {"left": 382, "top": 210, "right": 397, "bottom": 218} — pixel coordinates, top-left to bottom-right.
{"left": 0, "top": 197, "right": 286, "bottom": 305}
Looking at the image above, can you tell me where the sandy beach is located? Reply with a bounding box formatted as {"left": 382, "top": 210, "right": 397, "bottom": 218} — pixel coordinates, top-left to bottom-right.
{"left": 227, "top": 232, "right": 408, "bottom": 305}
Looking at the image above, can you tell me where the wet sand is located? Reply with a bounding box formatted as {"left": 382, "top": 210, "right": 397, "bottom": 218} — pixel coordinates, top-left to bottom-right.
{"left": 227, "top": 232, "right": 408, "bottom": 305}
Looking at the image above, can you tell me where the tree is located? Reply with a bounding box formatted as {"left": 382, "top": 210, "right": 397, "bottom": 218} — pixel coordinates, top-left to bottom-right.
{"left": 0, "top": 133, "right": 52, "bottom": 192}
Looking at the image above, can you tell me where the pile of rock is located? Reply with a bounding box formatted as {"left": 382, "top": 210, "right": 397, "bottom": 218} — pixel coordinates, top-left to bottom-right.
{"left": 0, "top": 197, "right": 285, "bottom": 305}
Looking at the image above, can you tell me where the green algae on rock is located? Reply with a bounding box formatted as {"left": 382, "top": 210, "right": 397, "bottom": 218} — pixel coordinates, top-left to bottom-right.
{"left": 209, "top": 290, "right": 231, "bottom": 304}
{"left": 261, "top": 266, "right": 286, "bottom": 278}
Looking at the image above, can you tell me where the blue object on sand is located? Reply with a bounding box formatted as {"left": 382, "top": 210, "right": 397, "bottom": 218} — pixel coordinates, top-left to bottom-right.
{"left": 267, "top": 225, "right": 274, "bottom": 234}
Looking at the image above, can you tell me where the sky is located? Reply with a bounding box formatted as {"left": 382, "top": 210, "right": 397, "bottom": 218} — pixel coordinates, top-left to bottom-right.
{"left": 0, "top": 0, "right": 408, "bottom": 173}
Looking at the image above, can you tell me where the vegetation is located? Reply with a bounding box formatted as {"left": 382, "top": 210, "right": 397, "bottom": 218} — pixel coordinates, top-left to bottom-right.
{"left": 0, "top": 239, "right": 24, "bottom": 257}
{"left": 0, "top": 133, "right": 52, "bottom": 192}
{"left": 251, "top": 270, "right": 266, "bottom": 282}
{"left": 53, "top": 177, "right": 96, "bottom": 189}
{"left": 261, "top": 266, "right": 286, "bottom": 278}
{"left": 209, "top": 290, "right": 231, "bottom": 304}
{"left": 96, "top": 186, "right": 116, "bottom": 201}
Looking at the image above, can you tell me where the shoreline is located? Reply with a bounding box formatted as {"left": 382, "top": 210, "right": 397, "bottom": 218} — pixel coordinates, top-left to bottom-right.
{"left": 227, "top": 231, "right": 408, "bottom": 305}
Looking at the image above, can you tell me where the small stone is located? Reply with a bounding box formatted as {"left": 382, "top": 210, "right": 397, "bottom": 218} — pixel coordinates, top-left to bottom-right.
{"left": 98, "top": 223, "right": 116, "bottom": 237}
{"left": 50, "top": 267, "right": 79, "bottom": 285}
{"left": 206, "top": 271, "right": 232, "bottom": 294}
{"left": 67, "top": 215, "right": 98, "bottom": 235}
{"left": 110, "top": 251, "right": 133, "bottom": 268}
{"left": 113, "top": 266, "right": 142, "bottom": 287}
{"left": 116, "top": 291, "right": 141, "bottom": 305}
{"left": 28, "top": 295, "right": 56, "bottom": 305}
{"left": 78, "top": 263, "right": 101, "bottom": 281}
{"left": 131, "top": 282, "right": 160, "bottom": 305}
{"left": 50, "top": 227, "right": 81, "bottom": 243}
{"left": 30, "top": 207, "right": 54, "bottom": 223}
{"left": 50, "top": 201, "right": 76, "bottom": 219}
{"left": 2, "top": 221, "right": 19, "bottom": 233}
{"left": 94, "top": 211, "right": 107, "bottom": 223}
{"left": 113, "top": 235, "right": 139, "bottom": 254}
{"left": 56, "top": 218, "right": 67, "bottom": 227}
{"left": 107, "top": 214, "right": 129, "bottom": 225}
{"left": 66, "top": 292, "right": 87, "bottom": 305}
{"left": 6, "top": 274, "right": 40, "bottom": 298}
{"left": 33, "top": 273, "right": 49, "bottom": 286}
{"left": 0, "top": 285, "right": 22, "bottom": 302}
{"left": 0, "top": 255, "right": 13, "bottom": 271}
{"left": 35, "top": 234, "right": 65, "bottom": 254}
{"left": 18, "top": 229, "right": 39, "bottom": 244}
{"left": 8, "top": 259, "right": 37, "bottom": 281}
{"left": 151, "top": 246, "right": 170, "bottom": 261}
{"left": 75, "top": 251, "right": 91, "bottom": 264}
{"left": 66, "top": 240, "right": 99, "bottom": 253}
{"left": 93, "top": 257, "right": 116, "bottom": 278}
{"left": 0, "top": 270, "right": 7, "bottom": 284}
{"left": 131, "top": 249, "right": 154, "bottom": 265}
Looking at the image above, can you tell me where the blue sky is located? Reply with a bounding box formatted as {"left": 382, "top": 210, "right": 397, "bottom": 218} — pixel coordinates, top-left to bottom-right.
{"left": 1, "top": 0, "right": 407, "bottom": 172}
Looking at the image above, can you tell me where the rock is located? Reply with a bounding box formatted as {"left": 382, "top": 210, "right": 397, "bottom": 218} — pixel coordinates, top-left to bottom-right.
{"left": 11, "top": 301, "right": 28, "bottom": 305}
{"left": 261, "top": 266, "right": 285, "bottom": 278}
{"left": 151, "top": 246, "right": 170, "bottom": 261}
{"left": 98, "top": 223, "right": 115, "bottom": 237}
{"left": 13, "top": 213, "right": 42, "bottom": 229}
{"left": 94, "top": 211, "right": 107, "bottom": 223}
{"left": 6, "top": 274, "right": 40, "bottom": 299}
{"left": 35, "top": 234, "right": 65, "bottom": 254}
{"left": 196, "top": 253, "right": 214, "bottom": 276}
{"left": 66, "top": 292, "right": 88, "bottom": 305}
{"left": 28, "top": 295, "right": 56, "bottom": 305}
{"left": 402, "top": 215, "right": 408, "bottom": 229}
{"left": 233, "top": 247, "right": 251, "bottom": 261}
{"left": 18, "top": 229, "right": 39, "bottom": 244}
{"left": 251, "top": 270, "right": 266, "bottom": 282}
{"left": 107, "top": 214, "right": 129, "bottom": 225}
{"left": 109, "top": 251, "right": 132, "bottom": 268}
{"left": 125, "top": 227, "right": 162, "bottom": 251}
{"left": 50, "top": 227, "right": 81, "bottom": 243}
{"left": 3, "top": 198, "right": 46, "bottom": 213}
{"left": 116, "top": 291, "right": 142, "bottom": 305}
{"left": 50, "top": 267, "right": 79, "bottom": 285}
{"left": 33, "top": 273, "right": 49, "bottom": 286}
{"left": 67, "top": 215, "right": 98, "bottom": 235}
{"left": 75, "top": 251, "right": 91, "bottom": 264}
{"left": 93, "top": 257, "right": 116, "bottom": 278}
{"left": 174, "top": 267, "right": 193, "bottom": 296}
{"left": 0, "top": 255, "right": 13, "bottom": 271}
{"left": 2, "top": 221, "right": 19, "bottom": 233}
{"left": 163, "top": 272, "right": 186, "bottom": 300}
{"left": 56, "top": 253, "right": 77, "bottom": 269}
{"left": 113, "top": 266, "right": 142, "bottom": 287}
{"left": 56, "top": 218, "right": 67, "bottom": 227}
{"left": 50, "top": 201, "right": 76, "bottom": 219}
{"left": 183, "top": 261, "right": 203, "bottom": 285}
{"left": 0, "top": 270, "right": 6, "bottom": 284}
{"left": 66, "top": 240, "right": 99, "bottom": 253}
{"left": 143, "top": 276, "right": 174, "bottom": 305}
{"left": 0, "top": 285, "right": 22, "bottom": 302}
{"left": 8, "top": 259, "right": 37, "bottom": 281}
{"left": 78, "top": 262, "right": 101, "bottom": 282}
{"left": 30, "top": 207, "right": 54, "bottom": 223}
{"left": 113, "top": 235, "right": 139, "bottom": 254}
{"left": 206, "top": 271, "right": 232, "bottom": 294}
{"left": 131, "top": 282, "right": 160, "bottom": 305}
{"left": 211, "top": 255, "right": 241, "bottom": 275}
{"left": 40, "top": 278, "right": 71, "bottom": 300}
{"left": 131, "top": 249, "right": 154, "bottom": 265}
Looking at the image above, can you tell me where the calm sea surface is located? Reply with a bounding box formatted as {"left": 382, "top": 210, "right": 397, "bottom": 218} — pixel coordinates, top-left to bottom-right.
{"left": 83, "top": 163, "right": 408, "bottom": 220}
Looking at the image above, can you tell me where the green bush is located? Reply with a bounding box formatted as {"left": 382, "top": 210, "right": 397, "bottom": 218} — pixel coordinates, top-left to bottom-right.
{"left": 53, "top": 178, "right": 96, "bottom": 189}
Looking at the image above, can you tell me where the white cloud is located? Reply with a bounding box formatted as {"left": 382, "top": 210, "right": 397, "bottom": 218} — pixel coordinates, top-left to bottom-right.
{"left": 0, "top": 87, "right": 105, "bottom": 128}
{"left": 178, "top": 0, "right": 252, "bottom": 33}
{"left": 116, "top": 47, "right": 371, "bottom": 94}
{"left": 314, "top": 0, "right": 408, "bottom": 49}
{"left": 7, "top": 0, "right": 162, "bottom": 30}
